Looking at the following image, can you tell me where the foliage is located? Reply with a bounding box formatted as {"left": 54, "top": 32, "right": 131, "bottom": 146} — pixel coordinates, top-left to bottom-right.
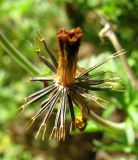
{"left": 0, "top": 0, "right": 138, "bottom": 159}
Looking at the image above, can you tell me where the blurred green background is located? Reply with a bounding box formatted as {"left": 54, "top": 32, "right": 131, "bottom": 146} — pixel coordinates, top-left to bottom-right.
{"left": 0, "top": 0, "right": 138, "bottom": 159}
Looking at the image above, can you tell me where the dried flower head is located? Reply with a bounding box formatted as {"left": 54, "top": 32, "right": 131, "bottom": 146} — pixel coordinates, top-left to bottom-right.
{"left": 19, "top": 27, "right": 125, "bottom": 141}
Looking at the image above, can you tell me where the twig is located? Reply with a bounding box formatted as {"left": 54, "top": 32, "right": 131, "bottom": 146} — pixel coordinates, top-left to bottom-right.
{"left": 97, "top": 13, "right": 138, "bottom": 90}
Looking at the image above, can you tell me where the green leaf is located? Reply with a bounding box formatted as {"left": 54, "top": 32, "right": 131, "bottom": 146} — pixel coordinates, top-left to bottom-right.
{"left": 0, "top": 32, "right": 40, "bottom": 75}
{"left": 125, "top": 118, "right": 135, "bottom": 145}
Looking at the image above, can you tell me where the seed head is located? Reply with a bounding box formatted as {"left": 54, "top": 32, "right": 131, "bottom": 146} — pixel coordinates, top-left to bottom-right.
{"left": 19, "top": 28, "right": 125, "bottom": 141}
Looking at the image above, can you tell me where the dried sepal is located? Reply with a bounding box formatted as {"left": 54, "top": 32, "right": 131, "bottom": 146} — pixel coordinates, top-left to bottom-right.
{"left": 37, "top": 32, "right": 58, "bottom": 68}
{"left": 36, "top": 49, "right": 56, "bottom": 73}
{"left": 30, "top": 76, "right": 54, "bottom": 82}
{"left": 67, "top": 93, "right": 76, "bottom": 132}
{"left": 18, "top": 85, "right": 56, "bottom": 115}
{"left": 49, "top": 88, "right": 67, "bottom": 141}
{"left": 79, "top": 71, "right": 112, "bottom": 80}
{"left": 77, "top": 49, "right": 126, "bottom": 79}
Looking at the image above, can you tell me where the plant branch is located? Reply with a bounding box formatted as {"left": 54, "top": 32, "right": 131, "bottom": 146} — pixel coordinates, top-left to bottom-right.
{"left": 0, "top": 31, "right": 40, "bottom": 75}
{"left": 97, "top": 14, "right": 138, "bottom": 90}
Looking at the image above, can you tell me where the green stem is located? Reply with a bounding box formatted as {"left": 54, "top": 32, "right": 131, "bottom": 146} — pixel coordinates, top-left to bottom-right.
{"left": 73, "top": 91, "right": 126, "bottom": 133}
{"left": 0, "top": 31, "right": 40, "bottom": 75}
{"left": 89, "top": 110, "right": 125, "bottom": 133}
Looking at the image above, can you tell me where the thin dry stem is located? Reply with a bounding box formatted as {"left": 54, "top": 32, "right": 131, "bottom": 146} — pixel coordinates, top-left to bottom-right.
{"left": 97, "top": 13, "right": 138, "bottom": 90}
